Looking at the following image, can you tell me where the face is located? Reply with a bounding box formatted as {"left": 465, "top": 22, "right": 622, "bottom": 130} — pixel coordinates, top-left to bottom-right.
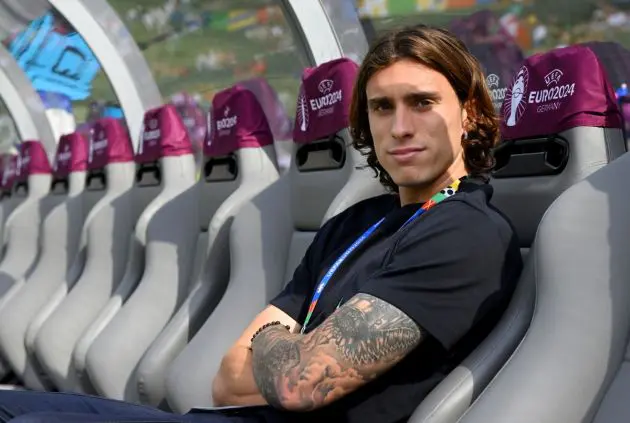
{"left": 366, "top": 59, "right": 467, "bottom": 196}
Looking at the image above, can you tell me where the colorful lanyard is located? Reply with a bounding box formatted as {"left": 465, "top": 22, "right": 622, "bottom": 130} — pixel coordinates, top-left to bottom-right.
{"left": 300, "top": 179, "right": 462, "bottom": 334}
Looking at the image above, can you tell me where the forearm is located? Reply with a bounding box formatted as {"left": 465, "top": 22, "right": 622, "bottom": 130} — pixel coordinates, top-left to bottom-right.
{"left": 250, "top": 326, "right": 309, "bottom": 410}
{"left": 250, "top": 294, "right": 423, "bottom": 411}
{"left": 212, "top": 345, "right": 268, "bottom": 406}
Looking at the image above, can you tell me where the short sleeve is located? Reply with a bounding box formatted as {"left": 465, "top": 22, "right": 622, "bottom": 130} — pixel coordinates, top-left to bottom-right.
{"left": 269, "top": 244, "right": 317, "bottom": 323}
{"left": 359, "top": 201, "right": 509, "bottom": 350}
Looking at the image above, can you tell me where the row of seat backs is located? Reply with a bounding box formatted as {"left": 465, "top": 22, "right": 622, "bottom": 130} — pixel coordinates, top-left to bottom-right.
{"left": 0, "top": 140, "right": 62, "bottom": 303}
{"left": 77, "top": 84, "right": 282, "bottom": 402}
{"left": 129, "top": 83, "right": 283, "bottom": 407}
{"left": 0, "top": 130, "right": 102, "bottom": 389}
{"left": 410, "top": 44, "right": 626, "bottom": 423}
{"left": 24, "top": 86, "right": 281, "bottom": 400}
{"left": 33, "top": 116, "right": 145, "bottom": 394}
{"left": 0, "top": 132, "right": 98, "bottom": 387}
{"left": 0, "top": 87, "right": 278, "bottom": 395}
{"left": 80, "top": 58, "right": 372, "bottom": 405}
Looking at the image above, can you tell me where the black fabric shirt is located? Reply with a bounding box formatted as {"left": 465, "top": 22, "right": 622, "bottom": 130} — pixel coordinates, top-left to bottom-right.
{"left": 269, "top": 178, "right": 523, "bottom": 423}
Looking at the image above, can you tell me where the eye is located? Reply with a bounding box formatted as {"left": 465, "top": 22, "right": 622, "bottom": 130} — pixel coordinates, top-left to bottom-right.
{"left": 369, "top": 101, "right": 393, "bottom": 113}
{"left": 413, "top": 99, "right": 433, "bottom": 110}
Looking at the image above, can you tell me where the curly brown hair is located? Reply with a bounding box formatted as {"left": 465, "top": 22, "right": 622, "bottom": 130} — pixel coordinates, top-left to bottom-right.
{"left": 350, "top": 25, "right": 500, "bottom": 192}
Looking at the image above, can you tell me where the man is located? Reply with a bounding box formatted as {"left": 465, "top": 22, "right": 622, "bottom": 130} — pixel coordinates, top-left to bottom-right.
{"left": 0, "top": 25, "right": 522, "bottom": 423}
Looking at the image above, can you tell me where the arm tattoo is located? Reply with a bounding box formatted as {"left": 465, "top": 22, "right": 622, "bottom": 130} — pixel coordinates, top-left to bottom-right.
{"left": 251, "top": 293, "right": 422, "bottom": 411}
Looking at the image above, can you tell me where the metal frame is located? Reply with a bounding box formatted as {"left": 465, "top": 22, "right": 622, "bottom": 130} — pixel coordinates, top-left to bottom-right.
{"left": 0, "top": 44, "right": 56, "bottom": 152}
{"left": 282, "top": 0, "right": 370, "bottom": 65}
{"left": 319, "top": 0, "right": 370, "bottom": 63}
{"left": 48, "top": 0, "right": 163, "bottom": 150}
{"left": 282, "top": 0, "right": 345, "bottom": 65}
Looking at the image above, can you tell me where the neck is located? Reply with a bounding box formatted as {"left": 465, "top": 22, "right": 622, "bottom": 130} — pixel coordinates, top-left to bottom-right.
{"left": 398, "top": 159, "right": 468, "bottom": 207}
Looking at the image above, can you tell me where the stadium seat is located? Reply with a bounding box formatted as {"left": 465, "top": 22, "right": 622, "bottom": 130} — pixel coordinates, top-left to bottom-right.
{"left": 33, "top": 118, "right": 136, "bottom": 392}
{"left": 0, "top": 141, "right": 53, "bottom": 304}
{"left": 0, "top": 131, "right": 91, "bottom": 389}
{"left": 408, "top": 45, "right": 626, "bottom": 423}
{"left": 135, "top": 84, "right": 280, "bottom": 408}
{"left": 165, "top": 57, "right": 385, "bottom": 412}
{"left": 457, "top": 137, "right": 630, "bottom": 423}
{"left": 83, "top": 104, "right": 198, "bottom": 401}
{"left": 71, "top": 108, "right": 189, "bottom": 395}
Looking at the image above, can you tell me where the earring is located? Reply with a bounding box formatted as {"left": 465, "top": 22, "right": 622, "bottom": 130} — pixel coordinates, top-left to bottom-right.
{"left": 462, "top": 131, "right": 468, "bottom": 140}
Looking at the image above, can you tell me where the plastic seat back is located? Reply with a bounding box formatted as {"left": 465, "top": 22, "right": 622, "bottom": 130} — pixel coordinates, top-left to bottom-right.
{"left": 458, "top": 153, "right": 630, "bottom": 423}
{"left": 0, "top": 141, "right": 52, "bottom": 301}
{"left": 84, "top": 104, "right": 198, "bottom": 401}
{"left": 136, "top": 84, "right": 280, "bottom": 407}
{"left": 165, "top": 58, "right": 384, "bottom": 412}
{"left": 409, "top": 45, "right": 626, "bottom": 423}
{"left": 33, "top": 118, "right": 136, "bottom": 392}
{"left": 0, "top": 131, "right": 90, "bottom": 389}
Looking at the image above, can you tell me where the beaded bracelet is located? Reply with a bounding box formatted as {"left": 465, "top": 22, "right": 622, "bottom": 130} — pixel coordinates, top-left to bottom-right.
{"left": 250, "top": 321, "right": 291, "bottom": 348}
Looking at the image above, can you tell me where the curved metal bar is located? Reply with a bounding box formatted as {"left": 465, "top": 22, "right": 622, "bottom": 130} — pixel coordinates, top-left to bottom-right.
{"left": 282, "top": 0, "right": 345, "bottom": 65}
{"left": 282, "top": 0, "right": 369, "bottom": 65}
{"left": 48, "top": 0, "right": 163, "bottom": 150}
{"left": 0, "top": 43, "right": 56, "bottom": 153}
{"left": 319, "top": 0, "right": 370, "bottom": 63}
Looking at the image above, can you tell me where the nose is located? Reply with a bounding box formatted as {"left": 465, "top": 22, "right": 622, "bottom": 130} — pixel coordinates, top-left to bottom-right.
{"left": 390, "top": 107, "right": 414, "bottom": 141}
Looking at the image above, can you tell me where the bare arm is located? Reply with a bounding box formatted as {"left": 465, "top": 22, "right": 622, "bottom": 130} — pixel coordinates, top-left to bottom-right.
{"left": 212, "top": 305, "right": 300, "bottom": 406}
{"left": 250, "top": 293, "right": 422, "bottom": 411}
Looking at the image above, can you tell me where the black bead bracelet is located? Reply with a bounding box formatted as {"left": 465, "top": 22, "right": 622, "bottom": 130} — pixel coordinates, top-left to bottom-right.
{"left": 250, "top": 321, "right": 291, "bottom": 347}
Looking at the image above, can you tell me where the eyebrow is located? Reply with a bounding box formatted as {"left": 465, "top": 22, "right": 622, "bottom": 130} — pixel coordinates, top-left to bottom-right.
{"left": 367, "top": 90, "right": 441, "bottom": 106}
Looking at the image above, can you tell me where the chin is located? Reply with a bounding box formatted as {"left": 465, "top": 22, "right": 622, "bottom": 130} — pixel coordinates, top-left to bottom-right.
{"left": 392, "top": 172, "right": 437, "bottom": 188}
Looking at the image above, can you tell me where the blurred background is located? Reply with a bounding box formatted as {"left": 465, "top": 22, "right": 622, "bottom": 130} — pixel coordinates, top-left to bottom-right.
{"left": 2, "top": 0, "right": 630, "bottom": 153}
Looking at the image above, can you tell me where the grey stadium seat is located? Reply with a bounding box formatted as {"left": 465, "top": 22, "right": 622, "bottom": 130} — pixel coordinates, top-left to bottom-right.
{"left": 408, "top": 45, "right": 626, "bottom": 423}
{"left": 32, "top": 117, "right": 136, "bottom": 392}
{"left": 165, "top": 57, "right": 385, "bottom": 412}
{"left": 84, "top": 104, "right": 199, "bottom": 402}
{"left": 136, "top": 84, "right": 280, "bottom": 408}
{"left": 0, "top": 131, "right": 91, "bottom": 390}
{"left": 458, "top": 150, "right": 630, "bottom": 423}
{"left": 0, "top": 140, "right": 53, "bottom": 303}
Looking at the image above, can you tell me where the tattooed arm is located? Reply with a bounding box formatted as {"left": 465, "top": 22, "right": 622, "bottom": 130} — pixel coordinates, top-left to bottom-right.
{"left": 250, "top": 293, "right": 422, "bottom": 411}
{"left": 211, "top": 305, "right": 300, "bottom": 406}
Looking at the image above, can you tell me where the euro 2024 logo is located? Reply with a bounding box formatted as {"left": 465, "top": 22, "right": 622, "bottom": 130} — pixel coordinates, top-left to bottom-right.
{"left": 505, "top": 66, "right": 529, "bottom": 127}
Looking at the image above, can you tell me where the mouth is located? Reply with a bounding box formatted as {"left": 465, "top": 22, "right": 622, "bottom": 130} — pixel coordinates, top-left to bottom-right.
{"left": 389, "top": 146, "right": 427, "bottom": 161}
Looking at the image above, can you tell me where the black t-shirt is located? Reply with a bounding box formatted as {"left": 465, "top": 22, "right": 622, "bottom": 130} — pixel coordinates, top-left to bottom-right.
{"left": 269, "top": 178, "right": 523, "bottom": 423}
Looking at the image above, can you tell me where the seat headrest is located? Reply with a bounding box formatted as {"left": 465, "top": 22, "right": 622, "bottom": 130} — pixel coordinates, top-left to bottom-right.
{"left": 238, "top": 77, "right": 293, "bottom": 140}
{"left": 89, "top": 118, "right": 135, "bottom": 170}
{"left": 204, "top": 85, "right": 274, "bottom": 157}
{"left": 135, "top": 104, "right": 193, "bottom": 164}
{"left": 16, "top": 140, "right": 51, "bottom": 182}
{"left": 501, "top": 45, "right": 623, "bottom": 140}
{"left": 0, "top": 154, "right": 17, "bottom": 194}
{"left": 53, "top": 132, "right": 88, "bottom": 178}
{"left": 293, "top": 58, "right": 358, "bottom": 143}
{"left": 171, "top": 92, "right": 207, "bottom": 151}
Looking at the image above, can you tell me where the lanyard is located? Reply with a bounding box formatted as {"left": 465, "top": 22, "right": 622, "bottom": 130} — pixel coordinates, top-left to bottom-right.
{"left": 300, "top": 179, "right": 462, "bottom": 334}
